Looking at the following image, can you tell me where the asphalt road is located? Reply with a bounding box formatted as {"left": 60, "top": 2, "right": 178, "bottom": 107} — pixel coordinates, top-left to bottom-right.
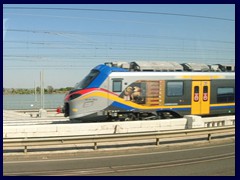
{"left": 3, "top": 140, "right": 235, "bottom": 176}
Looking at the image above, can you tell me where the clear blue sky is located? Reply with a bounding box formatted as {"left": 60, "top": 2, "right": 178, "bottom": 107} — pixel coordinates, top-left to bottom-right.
{"left": 3, "top": 4, "right": 235, "bottom": 88}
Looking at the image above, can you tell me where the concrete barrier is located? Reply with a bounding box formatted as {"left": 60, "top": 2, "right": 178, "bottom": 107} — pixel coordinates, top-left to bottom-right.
{"left": 201, "top": 115, "right": 235, "bottom": 127}
{"left": 3, "top": 118, "right": 187, "bottom": 138}
{"left": 185, "top": 115, "right": 205, "bottom": 129}
{"left": 3, "top": 115, "right": 235, "bottom": 138}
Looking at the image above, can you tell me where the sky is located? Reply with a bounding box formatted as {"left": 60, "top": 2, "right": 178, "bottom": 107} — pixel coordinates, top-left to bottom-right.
{"left": 3, "top": 4, "right": 235, "bottom": 89}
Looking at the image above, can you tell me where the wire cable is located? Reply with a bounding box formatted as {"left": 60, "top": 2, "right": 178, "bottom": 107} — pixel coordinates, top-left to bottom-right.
{"left": 3, "top": 7, "right": 234, "bottom": 22}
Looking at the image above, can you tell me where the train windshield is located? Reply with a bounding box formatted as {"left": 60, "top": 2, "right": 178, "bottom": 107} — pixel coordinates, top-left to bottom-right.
{"left": 74, "top": 70, "right": 100, "bottom": 90}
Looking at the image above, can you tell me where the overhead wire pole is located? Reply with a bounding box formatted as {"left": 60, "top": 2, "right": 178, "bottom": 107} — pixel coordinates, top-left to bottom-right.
{"left": 42, "top": 69, "right": 45, "bottom": 109}
{"left": 39, "top": 70, "right": 47, "bottom": 117}
{"left": 40, "top": 71, "right": 42, "bottom": 108}
{"left": 40, "top": 69, "right": 45, "bottom": 109}
{"left": 34, "top": 80, "right": 37, "bottom": 102}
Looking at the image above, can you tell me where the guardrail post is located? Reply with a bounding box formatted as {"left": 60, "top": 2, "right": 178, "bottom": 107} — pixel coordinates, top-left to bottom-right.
{"left": 24, "top": 137, "right": 27, "bottom": 153}
{"left": 156, "top": 138, "right": 160, "bottom": 146}
{"left": 24, "top": 146, "right": 27, "bottom": 153}
{"left": 208, "top": 134, "right": 211, "bottom": 142}
{"left": 94, "top": 142, "right": 97, "bottom": 150}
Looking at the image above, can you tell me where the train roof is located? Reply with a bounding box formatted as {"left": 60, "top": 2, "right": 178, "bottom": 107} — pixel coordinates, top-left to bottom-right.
{"left": 108, "top": 71, "right": 235, "bottom": 81}
{"left": 109, "top": 71, "right": 235, "bottom": 79}
{"left": 92, "top": 64, "right": 234, "bottom": 80}
{"left": 104, "top": 61, "right": 235, "bottom": 72}
{"left": 130, "top": 61, "right": 184, "bottom": 71}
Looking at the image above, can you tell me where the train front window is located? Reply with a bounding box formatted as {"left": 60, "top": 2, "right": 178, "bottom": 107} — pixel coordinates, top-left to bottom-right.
{"left": 74, "top": 70, "right": 100, "bottom": 89}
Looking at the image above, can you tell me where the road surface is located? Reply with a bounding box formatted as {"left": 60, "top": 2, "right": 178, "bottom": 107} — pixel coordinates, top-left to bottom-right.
{"left": 4, "top": 140, "right": 235, "bottom": 176}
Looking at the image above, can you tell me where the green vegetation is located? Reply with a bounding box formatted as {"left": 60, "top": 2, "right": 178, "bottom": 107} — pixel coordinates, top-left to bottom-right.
{"left": 3, "top": 86, "right": 73, "bottom": 95}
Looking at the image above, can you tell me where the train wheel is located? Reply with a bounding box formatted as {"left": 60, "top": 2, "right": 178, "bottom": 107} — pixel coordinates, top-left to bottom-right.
{"left": 124, "top": 113, "right": 136, "bottom": 121}
{"left": 157, "top": 111, "right": 181, "bottom": 119}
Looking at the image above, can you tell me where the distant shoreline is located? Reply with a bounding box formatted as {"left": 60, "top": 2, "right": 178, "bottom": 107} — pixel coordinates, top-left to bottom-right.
{"left": 3, "top": 87, "right": 73, "bottom": 95}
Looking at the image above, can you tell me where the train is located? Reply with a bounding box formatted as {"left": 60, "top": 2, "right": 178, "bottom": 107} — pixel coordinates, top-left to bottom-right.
{"left": 63, "top": 61, "right": 235, "bottom": 122}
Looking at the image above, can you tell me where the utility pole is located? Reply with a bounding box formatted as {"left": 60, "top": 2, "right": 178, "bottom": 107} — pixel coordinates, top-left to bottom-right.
{"left": 34, "top": 81, "right": 37, "bottom": 102}
{"left": 41, "top": 70, "right": 45, "bottom": 109}
{"left": 39, "top": 70, "right": 47, "bottom": 117}
{"left": 40, "top": 71, "right": 42, "bottom": 108}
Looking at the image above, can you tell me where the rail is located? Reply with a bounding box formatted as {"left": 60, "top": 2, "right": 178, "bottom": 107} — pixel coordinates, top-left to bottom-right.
{"left": 3, "top": 126, "right": 235, "bottom": 154}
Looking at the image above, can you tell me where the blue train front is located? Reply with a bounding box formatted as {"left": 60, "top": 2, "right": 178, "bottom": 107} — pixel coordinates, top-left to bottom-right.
{"left": 64, "top": 61, "right": 235, "bottom": 122}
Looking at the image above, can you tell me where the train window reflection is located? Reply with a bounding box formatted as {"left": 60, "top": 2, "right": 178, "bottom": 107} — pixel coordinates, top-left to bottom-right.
{"left": 167, "top": 81, "right": 183, "bottom": 97}
{"left": 217, "top": 87, "right": 234, "bottom": 103}
{"left": 113, "top": 80, "right": 122, "bottom": 92}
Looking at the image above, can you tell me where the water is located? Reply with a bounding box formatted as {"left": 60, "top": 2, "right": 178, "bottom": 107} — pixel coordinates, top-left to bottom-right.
{"left": 3, "top": 94, "right": 65, "bottom": 110}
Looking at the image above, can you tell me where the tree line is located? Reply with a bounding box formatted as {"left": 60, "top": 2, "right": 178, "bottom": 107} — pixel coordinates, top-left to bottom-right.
{"left": 3, "top": 86, "right": 73, "bottom": 95}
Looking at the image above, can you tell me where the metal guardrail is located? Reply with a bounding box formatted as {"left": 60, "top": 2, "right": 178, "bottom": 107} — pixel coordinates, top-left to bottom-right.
{"left": 3, "top": 126, "right": 235, "bottom": 154}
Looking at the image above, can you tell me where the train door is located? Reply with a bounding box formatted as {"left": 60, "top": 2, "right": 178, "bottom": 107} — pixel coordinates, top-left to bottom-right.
{"left": 191, "top": 81, "right": 210, "bottom": 115}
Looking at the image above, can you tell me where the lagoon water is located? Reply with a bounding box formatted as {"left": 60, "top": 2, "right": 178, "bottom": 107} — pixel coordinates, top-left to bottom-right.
{"left": 3, "top": 94, "right": 65, "bottom": 110}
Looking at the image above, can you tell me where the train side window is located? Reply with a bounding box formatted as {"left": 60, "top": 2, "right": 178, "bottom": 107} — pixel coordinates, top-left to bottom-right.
{"left": 112, "top": 80, "right": 122, "bottom": 92}
{"left": 203, "top": 86, "right": 208, "bottom": 101}
{"left": 194, "top": 86, "right": 199, "bottom": 102}
{"left": 217, "top": 87, "right": 234, "bottom": 103}
{"left": 167, "top": 81, "right": 183, "bottom": 97}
